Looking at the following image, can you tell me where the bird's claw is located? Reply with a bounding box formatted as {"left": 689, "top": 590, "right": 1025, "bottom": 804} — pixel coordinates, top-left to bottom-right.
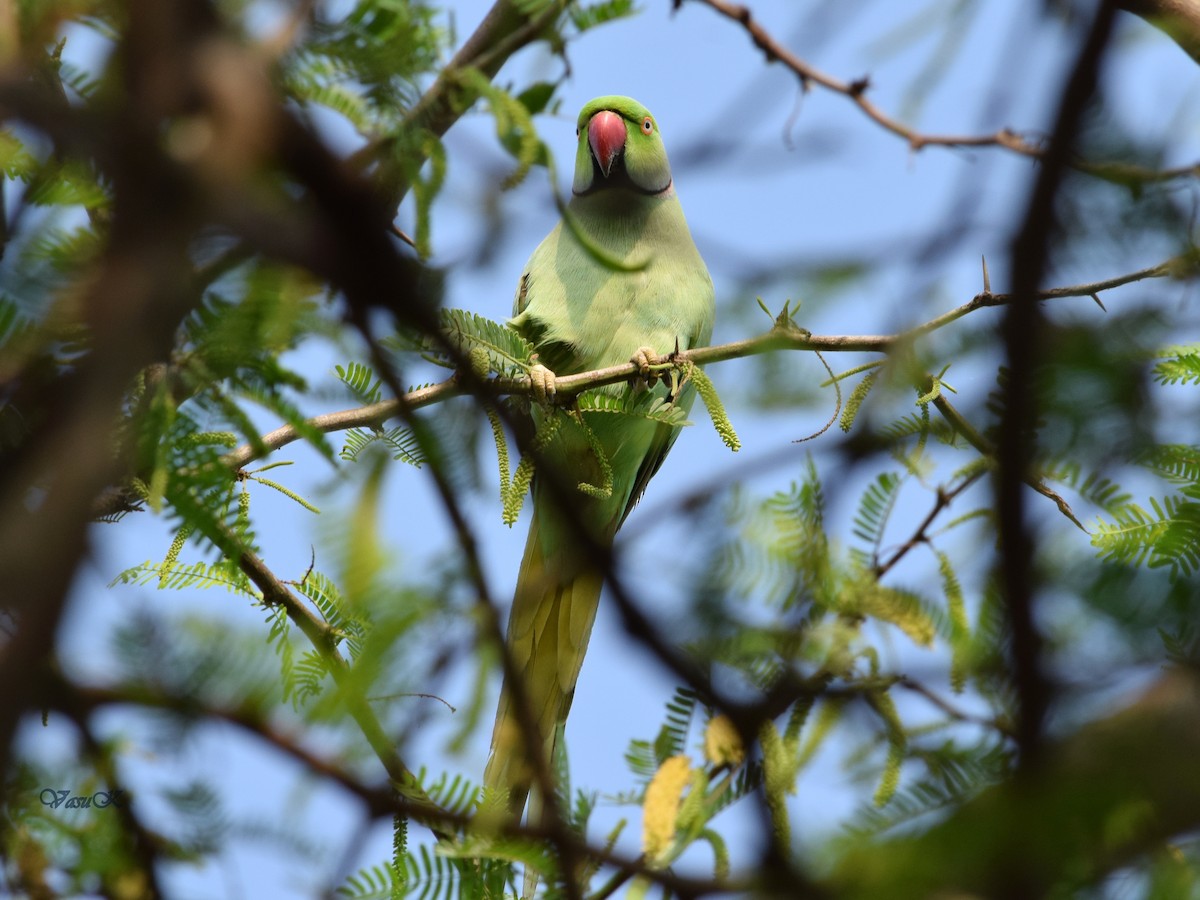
{"left": 529, "top": 361, "right": 557, "bottom": 404}
{"left": 631, "top": 346, "right": 661, "bottom": 378}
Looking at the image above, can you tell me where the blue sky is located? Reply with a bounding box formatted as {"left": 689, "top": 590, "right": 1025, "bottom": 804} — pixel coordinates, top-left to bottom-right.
{"left": 26, "top": 1, "right": 1200, "bottom": 896}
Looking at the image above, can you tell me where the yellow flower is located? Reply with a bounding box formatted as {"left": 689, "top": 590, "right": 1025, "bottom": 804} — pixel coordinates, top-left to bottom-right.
{"left": 703, "top": 714, "right": 745, "bottom": 768}
{"left": 642, "top": 755, "right": 691, "bottom": 864}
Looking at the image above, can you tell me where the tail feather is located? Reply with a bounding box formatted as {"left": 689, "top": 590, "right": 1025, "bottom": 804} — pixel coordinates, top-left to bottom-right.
{"left": 484, "top": 503, "right": 605, "bottom": 816}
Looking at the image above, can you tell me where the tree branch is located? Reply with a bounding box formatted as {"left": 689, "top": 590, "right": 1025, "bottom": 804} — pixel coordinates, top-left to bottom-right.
{"left": 214, "top": 255, "right": 1176, "bottom": 474}
{"left": 355, "top": 0, "right": 572, "bottom": 207}
{"left": 686, "top": 0, "right": 1200, "bottom": 184}
{"left": 232, "top": 535, "right": 453, "bottom": 838}
{"left": 1119, "top": 0, "right": 1200, "bottom": 64}
{"left": 831, "top": 670, "right": 1200, "bottom": 898}
{"left": 63, "top": 678, "right": 746, "bottom": 897}
{"left": 998, "top": 0, "right": 1119, "bottom": 775}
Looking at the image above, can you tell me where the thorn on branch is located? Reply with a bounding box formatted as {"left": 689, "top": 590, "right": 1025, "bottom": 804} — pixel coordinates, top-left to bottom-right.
{"left": 848, "top": 76, "right": 871, "bottom": 97}
{"left": 390, "top": 224, "right": 416, "bottom": 249}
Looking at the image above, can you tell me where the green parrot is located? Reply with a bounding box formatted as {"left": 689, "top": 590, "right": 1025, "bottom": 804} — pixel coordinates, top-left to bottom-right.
{"left": 484, "top": 96, "right": 715, "bottom": 818}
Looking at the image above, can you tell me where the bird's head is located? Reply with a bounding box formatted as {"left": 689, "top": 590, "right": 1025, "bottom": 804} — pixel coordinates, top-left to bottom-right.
{"left": 572, "top": 96, "right": 672, "bottom": 197}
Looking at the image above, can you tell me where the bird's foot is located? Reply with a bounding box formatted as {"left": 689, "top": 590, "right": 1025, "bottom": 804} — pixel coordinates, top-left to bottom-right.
{"left": 662, "top": 338, "right": 686, "bottom": 401}
{"left": 629, "top": 346, "right": 664, "bottom": 394}
{"left": 631, "top": 346, "right": 661, "bottom": 378}
{"left": 528, "top": 358, "right": 557, "bottom": 404}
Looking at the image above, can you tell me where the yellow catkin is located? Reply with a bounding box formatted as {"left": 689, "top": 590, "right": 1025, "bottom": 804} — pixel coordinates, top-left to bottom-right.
{"left": 703, "top": 715, "right": 745, "bottom": 768}
{"left": 642, "top": 755, "right": 691, "bottom": 864}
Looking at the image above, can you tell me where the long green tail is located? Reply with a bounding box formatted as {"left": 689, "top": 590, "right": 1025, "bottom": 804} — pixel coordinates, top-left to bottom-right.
{"left": 484, "top": 500, "right": 605, "bottom": 817}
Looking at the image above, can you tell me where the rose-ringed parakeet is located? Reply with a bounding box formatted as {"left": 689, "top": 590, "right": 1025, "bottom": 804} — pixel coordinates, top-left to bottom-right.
{"left": 484, "top": 96, "right": 714, "bottom": 818}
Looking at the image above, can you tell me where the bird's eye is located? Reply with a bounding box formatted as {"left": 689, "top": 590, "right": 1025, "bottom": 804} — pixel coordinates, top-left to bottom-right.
{"left": 575, "top": 126, "right": 580, "bottom": 138}
{"left": 641, "top": 117, "right": 654, "bottom": 135}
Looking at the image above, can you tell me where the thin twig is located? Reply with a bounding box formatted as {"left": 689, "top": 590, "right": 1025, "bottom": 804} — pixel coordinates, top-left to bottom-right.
{"left": 874, "top": 472, "right": 986, "bottom": 580}
{"left": 234, "top": 534, "right": 452, "bottom": 837}
{"left": 896, "top": 676, "right": 1014, "bottom": 736}
{"left": 688, "top": 0, "right": 1200, "bottom": 183}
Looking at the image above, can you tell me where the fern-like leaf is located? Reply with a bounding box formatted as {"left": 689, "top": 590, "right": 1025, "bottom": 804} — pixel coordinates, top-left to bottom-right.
{"left": 109, "top": 560, "right": 254, "bottom": 595}
{"left": 1093, "top": 495, "right": 1200, "bottom": 578}
{"left": 337, "top": 362, "right": 384, "bottom": 404}
{"left": 576, "top": 389, "right": 692, "bottom": 427}
{"left": 438, "top": 308, "right": 536, "bottom": 378}
{"left": 654, "top": 687, "right": 698, "bottom": 763}
{"left": 342, "top": 426, "right": 425, "bottom": 466}
{"left": 852, "top": 471, "right": 903, "bottom": 554}
{"left": 570, "top": 0, "right": 638, "bottom": 31}
{"left": 1153, "top": 345, "right": 1200, "bottom": 385}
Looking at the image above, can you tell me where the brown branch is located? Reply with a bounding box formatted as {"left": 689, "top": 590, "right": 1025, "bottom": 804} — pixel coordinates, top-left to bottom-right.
{"left": 688, "top": 0, "right": 1035, "bottom": 155}
{"left": 930, "top": 392, "right": 1087, "bottom": 532}
{"left": 71, "top": 681, "right": 449, "bottom": 824}
{"left": 998, "top": 0, "right": 1120, "bottom": 776}
{"left": 687, "top": 0, "right": 1200, "bottom": 183}
{"left": 896, "top": 676, "right": 1013, "bottom": 736}
{"left": 355, "top": 0, "right": 572, "bottom": 207}
{"left": 214, "top": 254, "right": 1176, "bottom": 475}
{"left": 1119, "top": 0, "right": 1200, "bottom": 64}
{"left": 873, "top": 471, "right": 988, "bottom": 581}
{"left": 0, "top": 0, "right": 226, "bottom": 784}
{"left": 61, "top": 679, "right": 748, "bottom": 897}
{"left": 906, "top": 257, "right": 1178, "bottom": 339}
{"left": 232, "top": 536, "right": 453, "bottom": 838}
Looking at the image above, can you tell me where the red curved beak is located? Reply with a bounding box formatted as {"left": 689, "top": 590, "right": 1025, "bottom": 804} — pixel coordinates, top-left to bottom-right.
{"left": 587, "top": 110, "right": 626, "bottom": 178}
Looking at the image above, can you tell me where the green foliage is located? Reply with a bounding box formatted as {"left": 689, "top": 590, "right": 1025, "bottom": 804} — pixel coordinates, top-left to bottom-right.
{"left": 688, "top": 363, "right": 741, "bottom": 451}
{"left": 409, "top": 132, "right": 447, "bottom": 257}
{"left": 1088, "top": 425, "right": 1200, "bottom": 583}
{"left": 337, "top": 862, "right": 406, "bottom": 899}
{"left": 1092, "top": 494, "right": 1200, "bottom": 578}
{"left": 495, "top": 408, "right": 548, "bottom": 525}
{"left": 1153, "top": 344, "right": 1200, "bottom": 385}
{"left": 619, "top": 693, "right": 765, "bottom": 879}
{"left": 570, "top": 0, "right": 639, "bottom": 32}
{"left": 575, "top": 388, "right": 692, "bottom": 427}
{"left": 624, "top": 687, "right": 699, "bottom": 786}
{"left": 284, "top": 0, "right": 443, "bottom": 135}
{"left": 852, "top": 471, "right": 903, "bottom": 551}
{"left": 397, "top": 308, "right": 537, "bottom": 379}
{"left": 455, "top": 68, "right": 543, "bottom": 189}
{"left": 838, "top": 737, "right": 1009, "bottom": 843}
{"left": 865, "top": 690, "right": 905, "bottom": 807}
{"left": 840, "top": 368, "right": 880, "bottom": 432}
{"left": 1160, "top": 623, "right": 1200, "bottom": 666}
{"left": 935, "top": 549, "right": 970, "bottom": 693}
{"left": 338, "top": 362, "right": 385, "bottom": 405}
{"left": 342, "top": 424, "right": 427, "bottom": 466}
{"left": 111, "top": 558, "right": 253, "bottom": 596}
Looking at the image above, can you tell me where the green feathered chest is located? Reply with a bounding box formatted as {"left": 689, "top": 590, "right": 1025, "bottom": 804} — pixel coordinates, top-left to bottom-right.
{"left": 509, "top": 190, "right": 714, "bottom": 380}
